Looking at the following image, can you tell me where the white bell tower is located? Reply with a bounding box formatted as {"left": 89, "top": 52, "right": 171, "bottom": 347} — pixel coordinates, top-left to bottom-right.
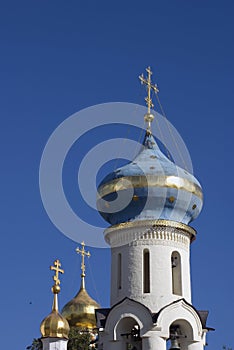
{"left": 96, "top": 67, "right": 212, "bottom": 350}
{"left": 106, "top": 220, "right": 194, "bottom": 311}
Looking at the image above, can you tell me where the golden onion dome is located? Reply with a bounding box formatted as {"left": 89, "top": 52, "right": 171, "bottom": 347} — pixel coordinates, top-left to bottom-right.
{"left": 61, "top": 242, "right": 100, "bottom": 329}
{"left": 40, "top": 260, "right": 70, "bottom": 339}
{"left": 40, "top": 309, "right": 70, "bottom": 339}
{"left": 61, "top": 281, "right": 100, "bottom": 329}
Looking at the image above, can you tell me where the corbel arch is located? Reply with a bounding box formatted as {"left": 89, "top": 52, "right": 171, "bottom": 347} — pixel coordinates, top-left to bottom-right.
{"left": 156, "top": 299, "right": 203, "bottom": 342}
{"left": 104, "top": 298, "right": 153, "bottom": 340}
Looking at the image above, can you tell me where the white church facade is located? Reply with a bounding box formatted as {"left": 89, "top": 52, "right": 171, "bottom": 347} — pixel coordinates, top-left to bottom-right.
{"left": 39, "top": 67, "right": 212, "bottom": 350}
{"left": 95, "top": 67, "right": 212, "bottom": 350}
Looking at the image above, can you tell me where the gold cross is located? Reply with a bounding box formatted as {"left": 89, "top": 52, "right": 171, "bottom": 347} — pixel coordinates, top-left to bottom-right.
{"left": 76, "top": 241, "right": 91, "bottom": 277}
{"left": 50, "top": 259, "right": 64, "bottom": 286}
{"left": 139, "top": 66, "right": 159, "bottom": 115}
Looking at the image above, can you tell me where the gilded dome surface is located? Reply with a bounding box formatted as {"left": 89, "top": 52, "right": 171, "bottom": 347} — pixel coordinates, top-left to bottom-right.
{"left": 61, "top": 286, "right": 100, "bottom": 329}
{"left": 97, "top": 132, "right": 203, "bottom": 226}
{"left": 40, "top": 308, "right": 70, "bottom": 339}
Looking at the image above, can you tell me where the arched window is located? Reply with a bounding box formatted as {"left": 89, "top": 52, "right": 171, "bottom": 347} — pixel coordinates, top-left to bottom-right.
{"left": 117, "top": 253, "right": 122, "bottom": 290}
{"left": 171, "top": 251, "right": 182, "bottom": 295}
{"left": 116, "top": 317, "right": 142, "bottom": 348}
{"left": 143, "top": 249, "right": 150, "bottom": 293}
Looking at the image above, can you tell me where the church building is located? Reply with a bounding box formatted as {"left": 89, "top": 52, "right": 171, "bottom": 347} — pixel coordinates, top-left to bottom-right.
{"left": 39, "top": 67, "right": 212, "bottom": 350}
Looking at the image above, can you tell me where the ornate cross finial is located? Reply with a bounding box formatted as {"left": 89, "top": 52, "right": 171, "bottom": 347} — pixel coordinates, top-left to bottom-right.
{"left": 139, "top": 66, "right": 159, "bottom": 132}
{"left": 76, "top": 241, "right": 90, "bottom": 288}
{"left": 50, "top": 259, "right": 64, "bottom": 287}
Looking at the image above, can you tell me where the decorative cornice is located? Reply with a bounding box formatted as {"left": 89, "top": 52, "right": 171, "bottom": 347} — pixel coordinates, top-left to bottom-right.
{"left": 106, "top": 219, "right": 196, "bottom": 236}
{"left": 104, "top": 220, "right": 195, "bottom": 248}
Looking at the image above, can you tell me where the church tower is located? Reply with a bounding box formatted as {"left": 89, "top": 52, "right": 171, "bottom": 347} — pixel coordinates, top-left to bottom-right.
{"left": 40, "top": 260, "right": 70, "bottom": 350}
{"left": 96, "top": 67, "right": 211, "bottom": 350}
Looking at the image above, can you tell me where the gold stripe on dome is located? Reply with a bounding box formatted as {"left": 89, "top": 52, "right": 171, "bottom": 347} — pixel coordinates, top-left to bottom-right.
{"left": 98, "top": 175, "right": 203, "bottom": 200}
{"left": 105, "top": 219, "right": 196, "bottom": 238}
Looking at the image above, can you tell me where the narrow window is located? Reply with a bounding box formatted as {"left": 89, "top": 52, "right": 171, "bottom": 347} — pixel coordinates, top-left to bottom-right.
{"left": 117, "top": 253, "right": 122, "bottom": 289}
{"left": 143, "top": 249, "right": 150, "bottom": 293}
{"left": 171, "top": 251, "right": 182, "bottom": 295}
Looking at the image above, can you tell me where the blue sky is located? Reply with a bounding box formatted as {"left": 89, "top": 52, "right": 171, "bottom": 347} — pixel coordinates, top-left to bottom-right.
{"left": 0, "top": 1, "right": 233, "bottom": 349}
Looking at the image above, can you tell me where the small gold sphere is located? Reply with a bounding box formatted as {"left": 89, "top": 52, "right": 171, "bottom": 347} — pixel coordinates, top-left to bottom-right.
{"left": 144, "top": 112, "right": 154, "bottom": 123}
{"left": 52, "top": 285, "right": 61, "bottom": 294}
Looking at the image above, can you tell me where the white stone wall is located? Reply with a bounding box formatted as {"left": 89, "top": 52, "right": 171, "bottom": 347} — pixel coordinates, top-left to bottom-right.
{"left": 107, "top": 222, "right": 192, "bottom": 312}
{"left": 41, "top": 338, "right": 68, "bottom": 350}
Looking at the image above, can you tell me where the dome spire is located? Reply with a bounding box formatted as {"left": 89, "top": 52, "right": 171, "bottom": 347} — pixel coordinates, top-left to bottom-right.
{"left": 97, "top": 68, "right": 203, "bottom": 227}
{"left": 139, "top": 66, "right": 159, "bottom": 133}
{"left": 76, "top": 241, "right": 90, "bottom": 290}
{"left": 40, "top": 259, "right": 70, "bottom": 339}
{"left": 50, "top": 259, "right": 64, "bottom": 311}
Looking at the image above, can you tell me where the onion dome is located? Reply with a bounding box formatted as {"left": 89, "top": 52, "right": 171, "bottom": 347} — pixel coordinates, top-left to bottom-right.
{"left": 97, "top": 67, "right": 203, "bottom": 227}
{"left": 61, "top": 280, "right": 100, "bottom": 329}
{"left": 97, "top": 131, "right": 203, "bottom": 226}
{"left": 61, "top": 242, "right": 100, "bottom": 329}
{"left": 40, "top": 260, "right": 70, "bottom": 339}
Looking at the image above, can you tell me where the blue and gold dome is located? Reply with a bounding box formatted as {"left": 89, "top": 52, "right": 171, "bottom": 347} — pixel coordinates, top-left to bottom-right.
{"left": 97, "top": 67, "right": 203, "bottom": 227}
{"left": 97, "top": 131, "right": 203, "bottom": 226}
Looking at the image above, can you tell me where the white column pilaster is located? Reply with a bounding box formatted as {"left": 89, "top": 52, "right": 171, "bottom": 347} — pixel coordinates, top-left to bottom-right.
{"left": 187, "top": 341, "right": 204, "bottom": 350}
{"left": 142, "top": 333, "right": 166, "bottom": 350}
{"left": 41, "top": 338, "right": 68, "bottom": 350}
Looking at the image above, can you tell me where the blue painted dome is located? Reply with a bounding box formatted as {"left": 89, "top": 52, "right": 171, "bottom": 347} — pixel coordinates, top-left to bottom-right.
{"left": 97, "top": 131, "right": 203, "bottom": 226}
